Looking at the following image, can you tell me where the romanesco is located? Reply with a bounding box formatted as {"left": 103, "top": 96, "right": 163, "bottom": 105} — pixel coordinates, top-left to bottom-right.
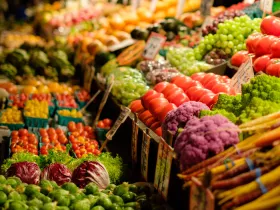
{"left": 199, "top": 109, "right": 237, "bottom": 123}
{"left": 238, "top": 97, "right": 280, "bottom": 124}
{"left": 212, "top": 94, "right": 242, "bottom": 116}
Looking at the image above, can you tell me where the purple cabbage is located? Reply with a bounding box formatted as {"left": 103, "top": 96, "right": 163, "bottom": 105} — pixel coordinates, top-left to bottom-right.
{"left": 162, "top": 101, "right": 209, "bottom": 139}
{"left": 174, "top": 114, "right": 240, "bottom": 171}
{"left": 41, "top": 163, "right": 72, "bottom": 186}
{"left": 7, "top": 162, "right": 41, "bottom": 184}
{"left": 72, "top": 161, "right": 110, "bottom": 189}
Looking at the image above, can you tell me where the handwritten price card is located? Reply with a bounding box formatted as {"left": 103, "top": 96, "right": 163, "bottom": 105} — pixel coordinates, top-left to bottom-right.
{"left": 230, "top": 57, "right": 254, "bottom": 93}
{"left": 154, "top": 138, "right": 173, "bottom": 200}
{"left": 141, "top": 131, "right": 151, "bottom": 181}
{"left": 142, "top": 33, "right": 166, "bottom": 60}
{"left": 260, "top": 0, "right": 273, "bottom": 14}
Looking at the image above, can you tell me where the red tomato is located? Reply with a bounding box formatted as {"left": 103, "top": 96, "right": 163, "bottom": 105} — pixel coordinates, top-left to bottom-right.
{"left": 41, "top": 137, "right": 50, "bottom": 144}
{"left": 11, "top": 131, "right": 18, "bottom": 137}
{"left": 103, "top": 118, "right": 112, "bottom": 127}
{"left": 69, "top": 135, "right": 76, "bottom": 143}
{"left": 58, "top": 135, "right": 68, "bottom": 144}
{"left": 129, "top": 100, "right": 145, "bottom": 113}
{"left": 212, "top": 94, "right": 220, "bottom": 106}
{"left": 148, "top": 98, "right": 169, "bottom": 117}
{"left": 253, "top": 55, "right": 271, "bottom": 72}
{"left": 171, "top": 93, "right": 189, "bottom": 107}
{"left": 76, "top": 122, "right": 84, "bottom": 131}
{"left": 153, "top": 82, "right": 169, "bottom": 93}
{"left": 190, "top": 72, "right": 206, "bottom": 82}
{"left": 84, "top": 126, "right": 93, "bottom": 134}
{"left": 139, "top": 110, "right": 153, "bottom": 122}
{"left": 141, "top": 90, "right": 161, "bottom": 109}
{"left": 93, "top": 149, "right": 101, "bottom": 155}
{"left": 231, "top": 51, "right": 249, "bottom": 67}
{"left": 170, "top": 75, "right": 186, "bottom": 83}
{"left": 261, "top": 16, "right": 280, "bottom": 37}
{"left": 246, "top": 33, "right": 264, "bottom": 53}
{"left": 158, "top": 103, "right": 177, "bottom": 123}
{"left": 155, "top": 127, "right": 162, "bottom": 137}
{"left": 72, "top": 132, "right": 80, "bottom": 138}
{"left": 144, "top": 117, "right": 157, "bottom": 127}
{"left": 18, "top": 129, "right": 28, "bottom": 137}
{"left": 150, "top": 121, "right": 161, "bottom": 131}
{"left": 186, "top": 86, "right": 205, "bottom": 101}
{"left": 199, "top": 93, "right": 215, "bottom": 107}
{"left": 204, "top": 79, "right": 221, "bottom": 91}
{"left": 72, "top": 143, "right": 79, "bottom": 150}
{"left": 97, "top": 121, "right": 105, "bottom": 128}
{"left": 161, "top": 84, "right": 179, "bottom": 97}
{"left": 171, "top": 76, "right": 194, "bottom": 92}
{"left": 266, "top": 60, "right": 280, "bottom": 76}
{"left": 55, "top": 128, "right": 64, "bottom": 135}
{"left": 255, "top": 35, "right": 277, "bottom": 57}
{"left": 211, "top": 83, "right": 231, "bottom": 94}
{"left": 271, "top": 40, "right": 280, "bottom": 58}
{"left": 68, "top": 121, "right": 77, "bottom": 132}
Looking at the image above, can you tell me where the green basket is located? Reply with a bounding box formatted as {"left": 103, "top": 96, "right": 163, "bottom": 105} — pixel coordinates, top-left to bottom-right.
{"left": 0, "top": 123, "right": 24, "bottom": 130}
{"left": 95, "top": 127, "right": 109, "bottom": 141}
{"left": 57, "top": 112, "right": 83, "bottom": 126}
{"left": 49, "top": 105, "right": 56, "bottom": 117}
{"left": 24, "top": 116, "right": 49, "bottom": 128}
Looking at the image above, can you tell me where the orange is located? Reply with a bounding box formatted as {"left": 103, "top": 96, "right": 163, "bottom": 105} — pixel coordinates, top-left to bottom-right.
{"left": 22, "top": 86, "right": 37, "bottom": 95}
{"left": 137, "top": 8, "right": 153, "bottom": 23}
{"left": 109, "top": 15, "right": 125, "bottom": 30}
{"left": 48, "top": 82, "right": 61, "bottom": 93}
{"left": 123, "top": 13, "right": 139, "bottom": 25}
{"left": 167, "top": 7, "right": 176, "bottom": 17}
{"left": 154, "top": 11, "right": 166, "bottom": 20}
{"left": 155, "top": 1, "right": 168, "bottom": 12}
{"left": 37, "top": 85, "right": 50, "bottom": 94}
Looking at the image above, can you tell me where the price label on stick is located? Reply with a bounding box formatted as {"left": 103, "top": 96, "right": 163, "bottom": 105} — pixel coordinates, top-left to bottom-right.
{"left": 190, "top": 177, "right": 215, "bottom": 210}
{"left": 200, "top": 0, "right": 214, "bottom": 17}
{"left": 176, "top": 0, "right": 186, "bottom": 19}
{"left": 131, "top": 115, "right": 139, "bottom": 164}
{"left": 230, "top": 57, "right": 254, "bottom": 93}
{"left": 142, "top": 33, "right": 166, "bottom": 60}
{"left": 260, "top": 0, "right": 273, "bottom": 14}
{"left": 106, "top": 106, "right": 131, "bottom": 140}
{"left": 141, "top": 130, "right": 151, "bottom": 181}
{"left": 154, "top": 138, "right": 173, "bottom": 200}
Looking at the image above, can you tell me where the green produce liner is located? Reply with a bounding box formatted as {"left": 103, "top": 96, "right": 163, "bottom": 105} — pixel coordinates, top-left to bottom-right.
{"left": 57, "top": 112, "right": 83, "bottom": 126}
{"left": 24, "top": 115, "right": 49, "bottom": 128}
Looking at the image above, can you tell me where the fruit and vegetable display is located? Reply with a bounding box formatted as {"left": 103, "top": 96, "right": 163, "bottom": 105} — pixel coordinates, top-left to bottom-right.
{"left": 24, "top": 100, "right": 49, "bottom": 119}
{"left": 0, "top": 107, "right": 23, "bottom": 124}
{"left": 231, "top": 15, "right": 280, "bottom": 77}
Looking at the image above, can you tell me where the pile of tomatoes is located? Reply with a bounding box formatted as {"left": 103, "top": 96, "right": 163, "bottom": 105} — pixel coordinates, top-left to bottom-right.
{"left": 39, "top": 128, "right": 68, "bottom": 155}
{"left": 8, "top": 93, "right": 28, "bottom": 108}
{"left": 68, "top": 121, "right": 100, "bottom": 158}
{"left": 76, "top": 89, "right": 90, "bottom": 102}
{"left": 96, "top": 118, "right": 113, "bottom": 129}
{"left": 10, "top": 129, "right": 38, "bottom": 155}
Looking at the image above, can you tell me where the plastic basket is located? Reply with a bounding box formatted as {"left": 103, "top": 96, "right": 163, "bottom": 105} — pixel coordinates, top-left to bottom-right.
{"left": 57, "top": 112, "right": 83, "bottom": 126}
{"left": 95, "top": 127, "right": 109, "bottom": 141}
{"left": 24, "top": 116, "right": 48, "bottom": 128}
{"left": 0, "top": 110, "right": 25, "bottom": 130}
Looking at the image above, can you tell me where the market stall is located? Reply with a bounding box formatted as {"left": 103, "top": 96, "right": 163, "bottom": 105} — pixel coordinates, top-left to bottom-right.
{"left": 0, "top": 0, "right": 280, "bottom": 210}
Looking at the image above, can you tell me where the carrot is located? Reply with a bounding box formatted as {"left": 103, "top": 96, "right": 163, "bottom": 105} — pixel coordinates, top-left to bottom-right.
{"left": 254, "top": 184, "right": 280, "bottom": 202}
{"left": 235, "top": 196, "right": 280, "bottom": 210}
{"left": 255, "top": 126, "right": 280, "bottom": 147}
{"left": 240, "top": 119, "right": 279, "bottom": 132}
{"left": 212, "top": 162, "right": 278, "bottom": 190}
{"left": 239, "top": 111, "right": 280, "bottom": 128}
{"left": 218, "top": 165, "right": 280, "bottom": 205}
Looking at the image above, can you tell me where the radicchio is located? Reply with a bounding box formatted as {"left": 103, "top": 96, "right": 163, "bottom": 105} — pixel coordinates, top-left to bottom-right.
{"left": 72, "top": 161, "right": 110, "bottom": 189}
{"left": 7, "top": 161, "right": 41, "bottom": 184}
{"left": 41, "top": 163, "right": 72, "bottom": 186}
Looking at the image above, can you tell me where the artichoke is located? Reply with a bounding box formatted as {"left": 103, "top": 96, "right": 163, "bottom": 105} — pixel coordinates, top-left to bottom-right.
{"left": 6, "top": 49, "right": 29, "bottom": 68}
{"left": 29, "top": 50, "right": 49, "bottom": 69}
{"left": 0, "top": 63, "right": 17, "bottom": 78}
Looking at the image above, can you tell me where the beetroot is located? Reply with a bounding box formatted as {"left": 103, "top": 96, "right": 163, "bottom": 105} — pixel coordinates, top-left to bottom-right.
{"left": 41, "top": 163, "right": 72, "bottom": 186}
{"left": 72, "top": 161, "right": 110, "bottom": 189}
{"left": 7, "top": 161, "right": 41, "bottom": 184}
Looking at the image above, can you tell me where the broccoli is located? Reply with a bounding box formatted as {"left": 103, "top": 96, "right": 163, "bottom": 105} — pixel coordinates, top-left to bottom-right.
{"left": 212, "top": 94, "right": 242, "bottom": 116}
{"left": 199, "top": 109, "right": 237, "bottom": 123}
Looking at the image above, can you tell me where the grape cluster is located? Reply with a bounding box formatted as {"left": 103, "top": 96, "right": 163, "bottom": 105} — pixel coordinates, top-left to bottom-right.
{"left": 204, "top": 49, "right": 228, "bottom": 65}
{"left": 202, "top": 10, "right": 245, "bottom": 36}
{"left": 194, "top": 15, "right": 261, "bottom": 60}
{"left": 166, "top": 48, "right": 213, "bottom": 76}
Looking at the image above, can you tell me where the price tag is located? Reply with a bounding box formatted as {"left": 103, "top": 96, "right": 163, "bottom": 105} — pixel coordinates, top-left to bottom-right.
{"left": 93, "top": 78, "right": 114, "bottom": 127}
{"left": 200, "top": 0, "right": 214, "bottom": 17}
{"left": 176, "top": 0, "right": 186, "bottom": 19}
{"left": 142, "top": 33, "right": 166, "bottom": 60}
{"left": 230, "top": 57, "right": 254, "bottom": 93}
{"left": 154, "top": 138, "right": 173, "bottom": 200}
{"left": 141, "top": 130, "right": 151, "bottom": 181}
{"left": 244, "top": 0, "right": 255, "bottom": 4}
{"left": 106, "top": 106, "right": 131, "bottom": 140}
{"left": 108, "top": 39, "right": 136, "bottom": 52}
{"left": 190, "top": 177, "right": 215, "bottom": 210}
{"left": 131, "top": 115, "right": 139, "bottom": 164}
{"left": 150, "top": 0, "right": 158, "bottom": 12}
{"left": 260, "top": 0, "right": 273, "bottom": 14}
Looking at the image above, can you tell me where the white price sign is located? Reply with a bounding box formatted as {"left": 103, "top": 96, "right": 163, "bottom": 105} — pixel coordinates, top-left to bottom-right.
{"left": 142, "top": 33, "right": 166, "bottom": 60}
{"left": 260, "top": 0, "right": 273, "bottom": 14}
{"left": 230, "top": 57, "right": 254, "bottom": 93}
{"left": 150, "top": 0, "right": 158, "bottom": 12}
{"left": 176, "top": 0, "right": 186, "bottom": 19}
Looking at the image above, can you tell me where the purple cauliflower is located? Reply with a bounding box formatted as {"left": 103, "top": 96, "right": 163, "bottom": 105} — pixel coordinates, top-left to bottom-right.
{"left": 162, "top": 101, "right": 209, "bottom": 139}
{"left": 174, "top": 114, "right": 240, "bottom": 171}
